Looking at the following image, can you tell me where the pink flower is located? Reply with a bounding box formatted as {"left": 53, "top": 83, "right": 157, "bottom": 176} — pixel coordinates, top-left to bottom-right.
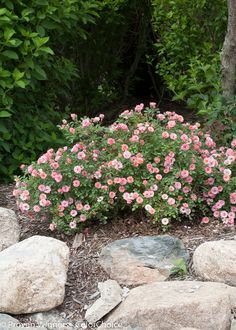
{"left": 162, "top": 131, "right": 169, "bottom": 139}
{"left": 181, "top": 144, "right": 190, "bottom": 151}
{"left": 174, "top": 182, "right": 181, "bottom": 190}
{"left": 180, "top": 170, "right": 189, "bottom": 178}
{"left": 156, "top": 174, "right": 162, "bottom": 181}
{"left": 121, "top": 144, "right": 129, "bottom": 151}
{"left": 76, "top": 203, "right": 83, "bottom": 210}
{"left": 136, "top": 196, "right": 143, "bottom": 204}
{"left": 73, "top": 180, "right": 81, "bottom": 187}
{"left": 107, "top": 138, "right": 115, "bottom": 145}
{"left": 84, "top": 204, "right": 91, "bottom": 211}
{"left": 170, "top": 133, "right": 177, "bottom": 140}
{"left": 135, "top": 103, "right": 144, "bottom": 112}
{"left": 109, "top": 191, "right": 116, "bottom": 199}
{"left": 162, "top": 194, "right": 168, "bottom": 200}
{"left": 49, "top": 223, "right": 57, "bottom": 231}
{"left": 167, "top": 120, "right": 176, "bottom": 129}
{"left": 80, "top": 214, "right": 87, "bottom": 222}
{"left": 167, "top": 197, "right": 175, "bottom": 205}
{"left": 201, "top": 217, "right": 210, "bottom": 224}
{"left": 149, "top": 102, "right": 156, "bottom": 108}
{"left": 33, "top": 205, "right": 41, "bottom": 213}
{"left": 127, "top": 176, "right": 134, "bottom": 184}
{"left": 123, "top": 151, "right": 132, "bottom": 159}
{"left": 82, "top": 118, "right": 91, "bottom": 127}
{"left": 54, "top": 174, "right": 63, "bottom": 183}
{"left": 230, "top": 193, "right": 236, "bottom": 204}
{"left": 70, "top": 210, "right": 77, "bottom": 217}
{"left": 69, "top": 221, "right": 77, "bottom": 228}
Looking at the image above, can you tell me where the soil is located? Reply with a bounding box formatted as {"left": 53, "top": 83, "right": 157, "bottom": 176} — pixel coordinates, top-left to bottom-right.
{"left": 0, "top": 183, "right": 235, "bottom": 327}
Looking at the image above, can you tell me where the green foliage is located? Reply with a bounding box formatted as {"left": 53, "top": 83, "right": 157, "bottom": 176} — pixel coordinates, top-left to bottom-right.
{"left": 170, "top": 258, "right": 188, "bottom": 276}
{"left": 150, "top": 0, "right": 227, "bottom": 113}
{"left": 0, "top": 0, "right": 99, "bottom": 181}
{"left": 205, "top": 97, "right": 236, "bottom": 145}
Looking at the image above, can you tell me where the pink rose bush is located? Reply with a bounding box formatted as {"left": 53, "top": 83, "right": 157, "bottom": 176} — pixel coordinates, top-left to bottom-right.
{"left": 14, "top": 104, "right": 236, "bottom": 232}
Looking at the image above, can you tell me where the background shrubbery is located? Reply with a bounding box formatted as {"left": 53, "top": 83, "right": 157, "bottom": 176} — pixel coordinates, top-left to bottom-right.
{"left": 0, "top": 0, "right": 234, "bottom": 181}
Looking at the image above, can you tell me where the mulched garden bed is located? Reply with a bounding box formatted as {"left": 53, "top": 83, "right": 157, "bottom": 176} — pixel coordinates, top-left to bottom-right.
{"left": 0, "top": 183, "right": 235, "bottom": 325}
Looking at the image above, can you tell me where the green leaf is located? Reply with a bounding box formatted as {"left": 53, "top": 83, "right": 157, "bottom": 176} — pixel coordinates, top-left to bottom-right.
{"left": 33, "top": 65, "right": 47, "bottom": 80}
{"left": 0, "top": 8, "right": 7, "bottom": 16}
{"left": 0, "top": 70, "right": 11, "bottom": 77}
{"left": 2, "top": 50, "right": 19, "bottom": 60}
{"left": 15, "top": 80, "right": 26, "bottom": 88}
{"left": 38, "top": 46, "right": 54, "bottom": 55}
{"left": 33, "top": 36, "right": 49, "bottom": 48}
{"left": 13, "top": 68, "right": 24, "bottom": 81}
{"left": 4, "top": 27, "right": 15, "bottom": 41}
{"left": 0, "top": 111, "right": 12, "bottom": 118}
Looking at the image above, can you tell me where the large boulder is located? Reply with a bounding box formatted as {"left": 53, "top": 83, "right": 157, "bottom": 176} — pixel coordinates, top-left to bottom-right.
{"left": 0, "top": 207, "right": 20, "bottom": 252}
{"left": 193, "top": 240, "right": 236, "bottom": 286}
{"left": 97, "top": 281, "right": 236, "bottom": 330}
{"left": 0, "top": 235, "right": 69, "bottom": 314}
{"left": 85, "top": 280, "right": 122, "bottom": 325}
{"left": 99, "top": 235, "right": 189, "bottom": 285}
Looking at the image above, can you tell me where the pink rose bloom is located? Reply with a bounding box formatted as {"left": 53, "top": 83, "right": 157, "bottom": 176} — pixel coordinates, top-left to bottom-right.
{"left": 82, "top": 118, "right": 91, "bottom": 127}
{"left": 69, "top": 221, "right": 77, "bottom": 228}
{"left": 149, "top": 102, "right": 156, "bottom": 108}
{"left": 80, "top": 214, "right": 87, "bottom": 222}
{"left": 109, "top": 191, "right": 116, "bottom": 199}
{"left": 54, "top": 174, "right": 63, "bottom": 183}
{"left": 76, "top": 203, "right": 83, "bottom": 210}
{"left": 162, "top": 194, "right": 168, "bottom": 200}
{"left": 70, "top": 210, "right": 77, "bottom": 217}
{"left": 167, "top": 120, "right": 176, "bottom": 129}
{"left": 107, "top": 138, "right": 115, "bottom": 145}
{"left": 183, "top": 186, "right": 190, "bottom": 194}
{"left": 201, "top": 217, "right": 210, "bottom": 224}
{"left": 49, "top": 223, "right": 57, "bottom": 231}
{"left": 121, "top": 144, "right": 129, "bottom": 151}
{"left": 73, "top": 180, "right": 81, "bottom": 187}
{"left": 84, "top": 204, "right": 91, "bottom": 211}
{"left": 123, "top": 151, "right": 132, "bottom": 159}
{"left": 167, "top": 197, "right": 175, "bottom": 205}
{"left": 33, "top": 205, "right": 41, "bottom": 213}
{"left": 135, "top": 103, "right": 144, "bottom": 112}
{"left": 156, "top": 174, "right": 162, "bottom": 181}
{"left": 170, "top": 133, "right": 177, "bottom": 140}
{"left": 127, "top": 176, "right": 134, "bottom": 183}
{"left": 69, "top": 127, "right": 75, "bottom": 134}
{"left": 180, "top": 170, "right": 189, "bottom": 178}
{"left": 174, "top": 182, "right": 181, "bottom": 190}
{"left": 181, "top": 144, "right": 190, "bottom": 151}
{"left": 230, "top": 193, "right": 236, "bottom": 204}
{"left": 162, "top": 131, "right": 169, "bottom": 139}
{"left": 136, "top": 196, "right": 143, "bottom": 204}
{"left": 95, "top": 182, "right": 101, "bottom": 189}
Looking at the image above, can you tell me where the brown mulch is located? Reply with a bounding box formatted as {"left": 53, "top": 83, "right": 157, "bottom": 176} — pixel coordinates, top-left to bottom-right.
{"left": 0, "top": 183, "right": 235, "bottom": 325}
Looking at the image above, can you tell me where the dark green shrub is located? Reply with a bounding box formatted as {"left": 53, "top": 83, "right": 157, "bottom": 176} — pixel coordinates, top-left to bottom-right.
{"left": 150, "top": 0, "right": 227, "bottom": 113}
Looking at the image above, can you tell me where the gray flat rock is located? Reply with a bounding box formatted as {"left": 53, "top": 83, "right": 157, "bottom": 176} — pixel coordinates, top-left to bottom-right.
{"left": 99, "top": 235, "right": 189, "bottom": 285}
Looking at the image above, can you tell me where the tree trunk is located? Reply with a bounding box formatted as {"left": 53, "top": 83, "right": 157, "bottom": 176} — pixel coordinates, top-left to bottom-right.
{"left": 221, "top": 0, "right": 236, "bottom": 99}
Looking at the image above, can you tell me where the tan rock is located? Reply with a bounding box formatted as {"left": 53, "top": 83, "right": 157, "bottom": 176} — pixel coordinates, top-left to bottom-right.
{"left": 0, "top": 207, "right": 20, "bottom": 252}
{"left": 0, "top": 235, "right": 69, "bottom": 314}
{"left": 85, "top": 280, "right": 122, "bottom": 325}
{"left": 98, "top": 281, "right": 236, "bottom": 330}
{"left": 193, "top": 240, "right": 236, "bottom": 285}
